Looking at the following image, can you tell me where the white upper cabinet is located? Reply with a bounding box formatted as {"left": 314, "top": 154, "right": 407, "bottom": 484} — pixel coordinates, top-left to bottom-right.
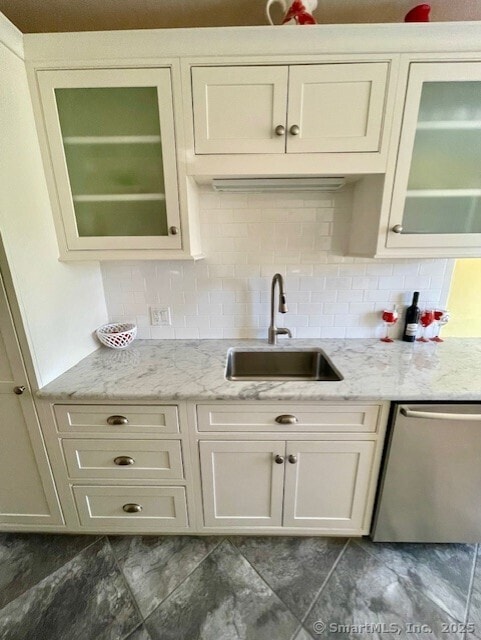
{"left": 349, "top": 59, "right": 481, "bottom": 258}
{"left": 191, "top": 63, "right": 389, "bottom": 156}
{"left": 387, "top": 62, "right": 481, "bottom": 252}
{"left": 35, "top": 67, "right": 202, "bottom": 261}
{"left": 287, "top": 63, "right": 388, "bottom": 153}
{"left": 192, "top": 66, "right": 289, "bottom": 154}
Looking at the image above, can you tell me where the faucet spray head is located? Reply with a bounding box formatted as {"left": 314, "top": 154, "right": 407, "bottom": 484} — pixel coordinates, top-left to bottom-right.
{"left": 279, "top": 294, "right": 288, "bottom": 314}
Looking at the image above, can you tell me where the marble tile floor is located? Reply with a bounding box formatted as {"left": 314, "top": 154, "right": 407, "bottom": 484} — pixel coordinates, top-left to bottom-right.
{"left": 0, "top": 533, "right": 480, "bottom": 640}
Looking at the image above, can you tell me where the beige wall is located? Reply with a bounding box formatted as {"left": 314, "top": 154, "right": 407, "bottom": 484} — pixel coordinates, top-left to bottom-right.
{"left": 0, "top": 13, "right": 108, "bottom": 386}
{"left": 1, "top": 0, "right": 480, "bottom": 33}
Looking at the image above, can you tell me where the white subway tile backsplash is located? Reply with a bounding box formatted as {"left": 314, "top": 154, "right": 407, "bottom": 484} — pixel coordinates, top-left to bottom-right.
{"left": 404, "top": 275, "right": 431, "bottom": 290}
{"left": 337, "top": 289, "right": 364, "bottom": 303}
{"left": 174, "top": 328, "right": 199, "bottom": 339}
{"left": 378, "top": 276, "right": 406, "bottom": 290}
{"left": 320, "top": 327, "right": 347, "bottom": 338}
{"left": 365, "top": 263, "right": 394, "bottom": 276}
{"left": 310, "top": 290, "right": 340, "bottom": 303}
{"left": 325, "top": 277, "right": 353, "bottom": 290}
{"left": 297, "top": 327, "right": 322, "bottom": 338}
{"left": 150, "top": 326, "right": 175, "bottom": 339}
{"left": 323, "top": 303, "right": 350, "bottom": 315}
{"left": 101, "top": 187, "right": 454, "bottom": 340}
{"left": 298, "top": 302, "right": 324, "bottom": 315}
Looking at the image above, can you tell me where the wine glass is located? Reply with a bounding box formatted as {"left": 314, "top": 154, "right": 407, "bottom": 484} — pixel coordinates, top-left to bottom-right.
{"left": 416, "top": 308, "right": 434, "bottom": 342}
{"left": 380, "top": 307, "right": 399, "bottom": 343}
{"left": 430, "top": 309, "right": 450, "bottom": 342}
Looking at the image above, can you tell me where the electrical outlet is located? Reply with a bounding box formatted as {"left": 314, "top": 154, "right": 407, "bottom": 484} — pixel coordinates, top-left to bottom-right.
{"left": 150, "top": 306, "right": 171, "bottom": 326}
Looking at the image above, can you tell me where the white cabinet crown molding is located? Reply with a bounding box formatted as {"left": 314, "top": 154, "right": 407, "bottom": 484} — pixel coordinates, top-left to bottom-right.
{"left": 0, "top": 11, "right": 23, "bottom": 60}
{"left": 23, "top": 22, "right": 481, "bottom": 64}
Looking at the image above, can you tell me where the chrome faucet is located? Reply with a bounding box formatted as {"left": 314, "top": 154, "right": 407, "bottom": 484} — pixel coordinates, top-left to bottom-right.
{"left": 268, "top": 273, "right": 292, "bottom": 344}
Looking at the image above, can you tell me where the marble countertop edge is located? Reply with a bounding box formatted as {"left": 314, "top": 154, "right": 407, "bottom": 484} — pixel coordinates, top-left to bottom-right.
{"left": 36, "top": 338, "right": 481, "bottom": 403}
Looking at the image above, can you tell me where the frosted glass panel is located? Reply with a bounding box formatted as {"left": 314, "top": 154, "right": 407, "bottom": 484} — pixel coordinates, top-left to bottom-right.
{"left": 408, "top": 130, "right": 481, "bottom": 190}
{"left": 74, "top": 199, "right": 168, "bottom": 237}
{"left": 418, "top": 82, "right": 481, "bottom": 122}
{"left": 64, "top": 143, "right": 164, "bottom": 196}
{"left": 403, "top": 196, "right": 481, "bottom": 234}
{"left": 75, "top": 200, "right": 168, "bottom": 237}
{"left": 55, "top": 87, "right": 161, "bottom": 136}
{"left": 403, "top": 81, "right": 481, "bottom": 234}
{"left": 55, "top": 87, "right": 168, "bottom": 237}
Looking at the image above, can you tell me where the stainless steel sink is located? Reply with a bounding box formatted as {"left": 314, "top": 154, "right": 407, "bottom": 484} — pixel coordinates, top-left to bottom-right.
{"left": 225, "top": 348, "right": 343, "bottom": 381}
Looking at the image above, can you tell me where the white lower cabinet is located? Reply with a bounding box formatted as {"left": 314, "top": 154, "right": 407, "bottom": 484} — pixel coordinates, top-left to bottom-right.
{"left": 196, "top": 401, "right": 388, "bottom": 535}
{"left": 282, "top": 440, "right": 375, "bottom": 530}
{"left": 37, "top": 400, "right": 386, "bottom": 535}
{"left": 37, "top": 401, "right": 195, "bottom": 533}
{"left": 200, "top": 441, "right": 285, "bottom": 527}
{"left": 73, "top": 485, "right": 188, "bottom": 529}
{"left": 62, "top": 439, "right": 184, "bottom": 480}
{"left": 200, "top": 439, "right": 376, "bottom": 533}
{"left": 0, "top": 266, "right": 63, "bottom": 529}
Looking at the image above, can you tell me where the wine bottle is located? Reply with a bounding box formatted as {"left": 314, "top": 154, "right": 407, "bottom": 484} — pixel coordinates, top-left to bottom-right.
{"left": 402, "top": 291, "right": 420, "bottom": 342}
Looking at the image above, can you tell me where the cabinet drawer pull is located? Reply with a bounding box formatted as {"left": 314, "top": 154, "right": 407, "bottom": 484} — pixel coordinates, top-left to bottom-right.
{"left": 107, "top": 415, "right": 129, "bottom": 426}
{"left": 274, "top": 454, "right": 285, "bottom": 464}
{"left": 288, "top": 454, "right": 297, "bottom": 464}
{"left": 114, "top": 456, "right": 135, "bottom": 466}
{"left": 289, "top": 124, "right": 300, "bottom": 136}
{"left": 122, "top": 503, "right": 142, "bottom": 513}
{"left": 275, "top": 414, "right": 298, "bottom": 425}
{"left": 274, "top": 124, "right": 285, "bottom": 136}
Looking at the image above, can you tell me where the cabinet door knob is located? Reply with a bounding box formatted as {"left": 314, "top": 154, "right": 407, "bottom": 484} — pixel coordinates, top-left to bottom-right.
{"left": 275, "top": 414, "right": 298, "bottom": 425}
{"left": 288, "top": 454, "right": 297, "bottom": 464}
{"left": 114, "top": 456, "right": 135, "bottom": 466}
{"left": 274, "top": 454, "right": 285, "bottom": 464}
{"left": 274, "top": 124, "right": 286, "bottom": 136}
{"left": 169, "top": 226, "right": 179, "bottom": 235}
{"left": 391, "top": 224, "right": 403, "bottom": 234}
{"left": 107, "top": 415, "right": 129, "bottom": 426}
{"left": 122, "top": 503, "right": 142, "bottom": 513}
{"left": 289, "top": 124, "right": 300, "bottom": 136}
{"left": 13, "top": 385, "right": 26, "bottom": 395}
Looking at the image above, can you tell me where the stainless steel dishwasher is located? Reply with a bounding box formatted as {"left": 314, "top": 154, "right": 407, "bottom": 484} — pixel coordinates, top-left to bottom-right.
{"left": 372, "top": 403, "right": 481, "bottom": 543}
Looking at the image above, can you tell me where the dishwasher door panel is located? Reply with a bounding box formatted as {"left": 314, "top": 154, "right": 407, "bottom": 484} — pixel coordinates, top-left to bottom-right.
{"left": 372, "top": 403, "right": 481, "bottom": 543}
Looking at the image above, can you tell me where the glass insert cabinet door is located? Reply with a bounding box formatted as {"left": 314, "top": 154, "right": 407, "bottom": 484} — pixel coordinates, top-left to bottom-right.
{"left": 37, "top": 68, "right": 182, "bottom": 252}
{"left": 388, "top": 62, "right": 481, "bottom": 249}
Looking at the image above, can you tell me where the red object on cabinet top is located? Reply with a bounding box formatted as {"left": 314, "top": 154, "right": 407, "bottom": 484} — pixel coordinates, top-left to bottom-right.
{"left": 404, "top": 4, "right": 431, "bottom": 22}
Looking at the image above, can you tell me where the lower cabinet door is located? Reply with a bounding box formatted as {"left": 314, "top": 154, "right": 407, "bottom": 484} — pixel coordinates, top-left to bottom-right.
{"left": 73, "top": 485, "right": 188, "bottom": 530}
{"left": 283, "top": 441, "right": 376, "bottom": 531}
{"left": 199, "top": 441, "right": 285, "bottom": 527}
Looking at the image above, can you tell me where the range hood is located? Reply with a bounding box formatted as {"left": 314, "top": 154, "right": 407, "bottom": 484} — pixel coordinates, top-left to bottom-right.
{"left": 211, "top": 177, "right": 346, "bottom": 193}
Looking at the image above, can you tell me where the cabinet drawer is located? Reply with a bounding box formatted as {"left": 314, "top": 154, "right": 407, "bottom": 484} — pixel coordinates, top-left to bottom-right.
{"left": 54, "top": 404, "right": 179, "bottom": 435}
{"left": 73, "top": 485, "right": 188, "bottom": 529}
{"left": 62, "top": 439, "right": 183, "bottom": 480}
{"left": 197, "top": 404, "right": 380, "bottom": 433}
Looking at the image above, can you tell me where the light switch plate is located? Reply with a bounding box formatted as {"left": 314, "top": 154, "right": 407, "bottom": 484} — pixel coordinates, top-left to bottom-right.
{"left": 150, "top": 306, "right": 172, "bottom": 326}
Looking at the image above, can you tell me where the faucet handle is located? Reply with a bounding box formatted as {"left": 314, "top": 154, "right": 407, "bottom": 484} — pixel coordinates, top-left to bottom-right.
{"left": 277, "top": 328, "right": 292, "bottom": 338}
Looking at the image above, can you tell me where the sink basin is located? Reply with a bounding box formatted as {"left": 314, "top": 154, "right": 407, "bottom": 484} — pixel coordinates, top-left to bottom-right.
{"left": 225, "top": 348, "right": 343, "bottom": 381}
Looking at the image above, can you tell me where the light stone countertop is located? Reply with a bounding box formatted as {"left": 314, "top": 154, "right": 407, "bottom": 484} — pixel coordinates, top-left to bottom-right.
{"left": 37, "top": 338, "right": 481, "bottom": 402}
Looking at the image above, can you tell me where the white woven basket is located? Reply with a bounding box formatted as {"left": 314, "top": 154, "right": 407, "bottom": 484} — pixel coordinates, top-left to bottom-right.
{"left": 96, "top": 322, "right": 137, "bottom": 350}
